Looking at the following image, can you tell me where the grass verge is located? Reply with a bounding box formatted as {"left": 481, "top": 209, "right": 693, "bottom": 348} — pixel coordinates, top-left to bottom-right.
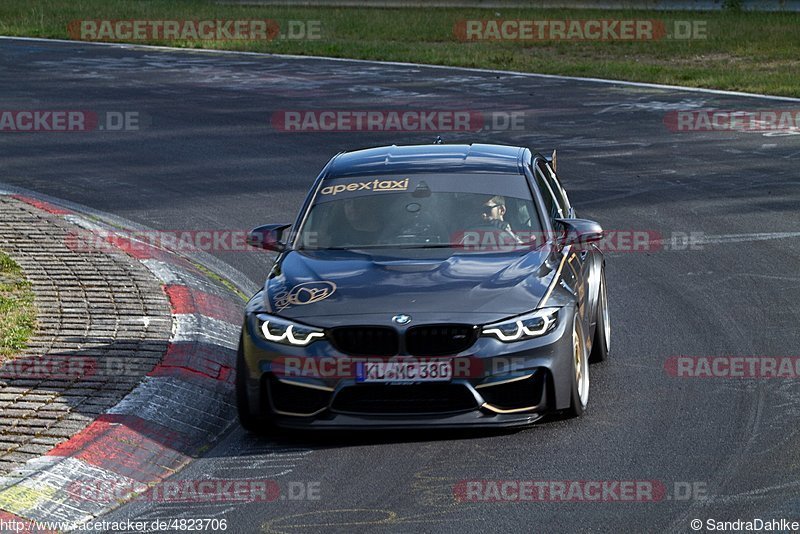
{"left": 0, "top": 2, "right": 798, "bottom": 96}
{"left": 0, "top": 251, "right": 36, "bottom": 360}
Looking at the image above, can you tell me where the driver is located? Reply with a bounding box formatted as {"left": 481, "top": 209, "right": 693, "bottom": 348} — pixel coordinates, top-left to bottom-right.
{"left": 481, "top": 195, "right": 511, "bottom": 229}
{"left": 479, "top": 195, "right": 523, "bottom": 246}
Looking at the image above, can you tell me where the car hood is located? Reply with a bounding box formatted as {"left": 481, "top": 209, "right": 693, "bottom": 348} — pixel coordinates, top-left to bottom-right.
{"left": 263, "top": 248, "right": 558, "bottom": 323}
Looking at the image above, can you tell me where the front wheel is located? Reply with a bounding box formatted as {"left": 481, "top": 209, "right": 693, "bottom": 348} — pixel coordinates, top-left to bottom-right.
{"left": 567, "top": 315, "right": 590, "bottom": 417}
{"left": 236, "top": 336, "right": 271, "bottom": 433}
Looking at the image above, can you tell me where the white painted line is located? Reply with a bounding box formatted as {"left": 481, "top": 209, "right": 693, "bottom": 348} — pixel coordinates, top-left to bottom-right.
{"left": 107, "top": 376, "right": 234, "bottom": 437}
{"left": 141, "top": 259, "right": 233, "bottom": 297}
{"left": 140, "top": 259, "right": 186, "bottom": 285}
{"left": 697, "top": 231, "right": 800, "bottom": 245}
{"left": 0, "top": 457, "right": 139, "bottom": 523}
{"left": 63, "top": 214, "right": 107, "bottom": 234}
{"left": 581, "top": 151, "right": 634, "bottom": 158}
{"left": 652, "top": 231, "right": 800, "bottom": 249}
{"left": 172, "top": 313, "right": 240, "bottom": 350}
{"left": 0, "top": 456, "right": 62, "bottom": 488}
{"left": 2, "top": 35, "right": 800, "bottom": 103}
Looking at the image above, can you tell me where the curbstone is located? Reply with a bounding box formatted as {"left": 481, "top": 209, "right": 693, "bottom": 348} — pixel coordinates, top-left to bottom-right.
{"left": 0, "top": 193, "right": 247, "bottom": 528}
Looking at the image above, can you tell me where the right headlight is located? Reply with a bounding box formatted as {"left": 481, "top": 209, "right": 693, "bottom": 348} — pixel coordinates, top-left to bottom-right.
{"left": 481, "top": 307, "right": 559, "bottom": 342}
{"left": 255, "top": 313, "right": 325, "bottom": 346}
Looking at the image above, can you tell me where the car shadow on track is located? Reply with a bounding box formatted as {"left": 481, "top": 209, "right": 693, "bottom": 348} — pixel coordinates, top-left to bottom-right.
{"left": 219, "top": 412, "right": 582, "bottom": 453}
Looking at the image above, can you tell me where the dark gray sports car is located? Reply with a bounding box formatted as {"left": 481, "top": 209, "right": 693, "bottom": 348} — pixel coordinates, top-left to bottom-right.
{"left": 237, "top": 143, "right": 609, "bottom": 430}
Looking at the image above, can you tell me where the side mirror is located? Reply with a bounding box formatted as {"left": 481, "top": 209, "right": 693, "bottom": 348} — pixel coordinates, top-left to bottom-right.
{"left": 554, "top": 218, "right": 603, "bottom": 247}
{"left": 247, "top": 224, "right": 291, "bottom": 252}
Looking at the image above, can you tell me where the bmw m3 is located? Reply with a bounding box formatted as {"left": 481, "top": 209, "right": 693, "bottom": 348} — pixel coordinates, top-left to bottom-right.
{"left": 237, "top": 143, "right": 610, "bottom": 430}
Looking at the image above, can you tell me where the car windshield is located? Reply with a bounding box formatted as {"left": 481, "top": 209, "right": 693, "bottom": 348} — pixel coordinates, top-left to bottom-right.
{"left": 296, "top": 173, "right": 543, "bottom": 251}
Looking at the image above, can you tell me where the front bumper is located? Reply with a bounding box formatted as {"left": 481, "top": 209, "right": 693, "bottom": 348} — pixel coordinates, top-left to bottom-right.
{"left": 240, "top": 308, "right": 576, "bottom": 429}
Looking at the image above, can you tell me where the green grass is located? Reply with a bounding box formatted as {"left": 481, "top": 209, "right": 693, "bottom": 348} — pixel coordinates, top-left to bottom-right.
{"left": 0, "top": 252, "right": 36, "bottom": 359}
{"left": 1, "top": 1, "right": 799, "bottom": 96}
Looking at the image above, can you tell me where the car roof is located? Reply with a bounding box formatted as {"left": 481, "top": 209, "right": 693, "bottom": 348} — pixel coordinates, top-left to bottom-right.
{"left": 326, "top": 143, "right": 528, "bottom": 178}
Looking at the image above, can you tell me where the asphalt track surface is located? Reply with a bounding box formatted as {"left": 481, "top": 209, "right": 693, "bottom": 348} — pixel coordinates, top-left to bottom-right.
{"left": 1, "top": 38, "right": 799, "bottom": 533}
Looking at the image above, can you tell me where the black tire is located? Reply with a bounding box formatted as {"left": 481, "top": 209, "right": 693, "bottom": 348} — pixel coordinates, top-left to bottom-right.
{"left": 236, "top": 336, "right": 268, "bottom": 433}
{"left": 589, "top": 268, "right": 610, "bottom": 364}
{"left": 567, "top": 314, "right": 590, "bottom": 418}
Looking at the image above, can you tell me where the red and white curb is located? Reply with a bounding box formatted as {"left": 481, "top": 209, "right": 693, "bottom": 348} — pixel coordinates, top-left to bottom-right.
{"left": 0, "top": 195, "right": 245, "bottom": 530}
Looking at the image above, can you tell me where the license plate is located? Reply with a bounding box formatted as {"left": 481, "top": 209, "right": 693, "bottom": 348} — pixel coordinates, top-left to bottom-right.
{"left": 356, "top": 360, "right": 452, "bottom": 383}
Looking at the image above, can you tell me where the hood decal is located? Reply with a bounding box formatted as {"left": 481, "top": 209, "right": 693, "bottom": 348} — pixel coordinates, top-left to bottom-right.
{"left": 272, "top": 280, "right": 337, "bottom": 311}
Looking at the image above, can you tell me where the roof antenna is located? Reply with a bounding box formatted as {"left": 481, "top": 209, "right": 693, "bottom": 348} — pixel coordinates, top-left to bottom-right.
{"left": 433, "top": 136, "right": 444, "bottom": 144}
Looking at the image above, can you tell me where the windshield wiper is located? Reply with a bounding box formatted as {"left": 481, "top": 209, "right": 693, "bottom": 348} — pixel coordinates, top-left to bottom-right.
{"left": 304, "top": 243, "right": 532, "bottom": 251}
{"left": 307, "top": 243, "right": 463, "bottom": 250}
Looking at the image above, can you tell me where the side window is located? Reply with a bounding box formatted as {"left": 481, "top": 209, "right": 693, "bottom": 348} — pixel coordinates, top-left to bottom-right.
{"left": 545, "top": 162, "right": 572, "bottom": 216}
{"left": 537, "top": 160, "right": 569, "bottom": 218}
{"left": 532, "top": 162, "right": 562, "bottom": 223}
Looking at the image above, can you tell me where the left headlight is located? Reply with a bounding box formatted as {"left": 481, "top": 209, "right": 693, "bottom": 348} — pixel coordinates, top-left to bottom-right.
{"left": 255, "top": 314, "right": 325, "bottom": 346}
{"left": 481, "top": 307, "right": 559, "bottom": 342}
